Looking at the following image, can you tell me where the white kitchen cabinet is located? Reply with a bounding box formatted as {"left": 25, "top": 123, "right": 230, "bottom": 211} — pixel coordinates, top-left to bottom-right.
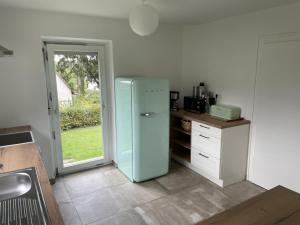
{"left": 191, "top": 121, "right": 250, "bottom": 187}
{"left": 171, "top": 110, "right": 250, "bottom": 187}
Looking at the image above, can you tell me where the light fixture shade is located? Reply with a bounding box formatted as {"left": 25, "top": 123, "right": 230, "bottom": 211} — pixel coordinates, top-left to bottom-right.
{"left": 129, "top": 4, "right": 159, "bottom": 36}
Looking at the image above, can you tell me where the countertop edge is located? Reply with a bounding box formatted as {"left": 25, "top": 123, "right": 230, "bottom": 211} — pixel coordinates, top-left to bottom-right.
{"left": 0, "top": 125, "right": 32, "bottom": 135}
{"left": 0, "top": 142, "right": 64, "bottom": 225}
{"left": 171, "top": 110, "right": 250, "bottom": 129}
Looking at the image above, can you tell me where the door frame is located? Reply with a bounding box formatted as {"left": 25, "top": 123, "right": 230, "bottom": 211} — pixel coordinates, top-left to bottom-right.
{"left": 42, "top": 37, "right": 115, "bottom": 176}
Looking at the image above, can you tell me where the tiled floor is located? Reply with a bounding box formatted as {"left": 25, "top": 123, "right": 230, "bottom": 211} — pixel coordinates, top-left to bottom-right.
{"left": 53, "top": 161, "right": 265, "bottom": 225}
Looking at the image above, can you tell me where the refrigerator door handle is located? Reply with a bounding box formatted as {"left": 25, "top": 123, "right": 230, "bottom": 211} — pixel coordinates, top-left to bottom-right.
{"left": 140, "top": 112, "right": 156, "bottom": 117}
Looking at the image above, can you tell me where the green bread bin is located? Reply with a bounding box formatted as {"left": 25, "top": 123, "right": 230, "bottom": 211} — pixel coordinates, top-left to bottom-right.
{"left": 210, "top": 104, "right": 241, "bottom": 121}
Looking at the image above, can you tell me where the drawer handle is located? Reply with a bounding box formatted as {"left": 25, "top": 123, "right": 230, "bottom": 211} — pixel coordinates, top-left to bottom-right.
{"left": 199, "top": 134, "right": 209, "bottom": 139}
{"left": 199, "top": 153, "right": 209, "bottom": 159}
{"left": 200, "top": 125, "right": 210, "bottom": 129}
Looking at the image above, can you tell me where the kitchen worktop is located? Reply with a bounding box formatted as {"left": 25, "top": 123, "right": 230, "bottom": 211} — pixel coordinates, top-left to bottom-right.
{"left": 197, "top": 186, "right": 300, "bottom": 225}
{"left": 0, "top": 126, "right": 64, "bottom": 225}
{"left": 171, "top": 109, "right": 250, "bottom": 129}
{"left": 0, "top": 125, "right": 32, "bottom": 135}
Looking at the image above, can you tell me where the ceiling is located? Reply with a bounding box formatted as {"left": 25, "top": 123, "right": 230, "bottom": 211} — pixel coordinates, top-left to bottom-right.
{"left": 0, "top": 0, "right": 299, "bottom": 24}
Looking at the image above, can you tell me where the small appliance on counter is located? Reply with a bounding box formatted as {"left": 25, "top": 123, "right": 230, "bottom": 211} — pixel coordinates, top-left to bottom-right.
{"left": 184, "top": 96, "right": 206, "bottom": 113}
{"left": 196, "top": 82, "right": 206, "bottom": 98}
{"left": 184, "top": 82, "right": 217, "bottom": 113}
{"left": 210, "top": 104, "right": 241, "bottom": 121}
{"left": 170, "top": 91, "right": 180, "bottom": 111}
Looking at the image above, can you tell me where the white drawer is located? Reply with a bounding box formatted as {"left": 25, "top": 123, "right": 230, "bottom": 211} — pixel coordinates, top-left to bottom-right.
{"left": 191, "top": 130, "right": 221, "bottom": 159}
{"left": 191, "top": 148, "right": 220, "bottom": 178}
{"left": 192, "top": 121, "right": 221, "bottom": 139}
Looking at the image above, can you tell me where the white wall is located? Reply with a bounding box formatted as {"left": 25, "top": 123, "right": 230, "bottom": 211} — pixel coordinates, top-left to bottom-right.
{"left": 182, "top": 2, "right": 300, "bottom": 119}
{"left": 0, "top": 7, "right": 182, "bottom": 178}
{"left": 181, "top": 2, "right": 300, "bottom": 184}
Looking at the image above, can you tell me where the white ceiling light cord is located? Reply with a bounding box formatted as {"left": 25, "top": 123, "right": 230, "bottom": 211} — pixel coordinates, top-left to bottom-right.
{"left": 129, "top": 0, "right": 159, "bottom": 36}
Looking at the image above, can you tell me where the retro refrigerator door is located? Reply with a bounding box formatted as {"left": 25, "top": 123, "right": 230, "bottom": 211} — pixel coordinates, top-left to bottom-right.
{"left": 115, "top": 78, "right": 133, "bottom": 181}
{"left": 132, "top": 78, "right": 170, "bottom": 182}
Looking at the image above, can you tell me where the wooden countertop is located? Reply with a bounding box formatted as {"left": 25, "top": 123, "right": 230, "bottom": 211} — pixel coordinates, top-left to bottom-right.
{"left": 0, "top": 126, "right": 64, "bottom": 225}
{"left": 197, "top": 186, "right": 300, "bottom": 225}
{"left": 0, "top": 125, "right": 32, "bottom": 135}
{"left": 171, "top": 110, "right": 250, "bottom": 129}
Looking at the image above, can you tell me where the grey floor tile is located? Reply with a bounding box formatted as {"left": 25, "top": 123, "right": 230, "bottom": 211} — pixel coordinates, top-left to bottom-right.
{"left": 155, "top": 162, "right": 205, "bottom": 192}
{"left": 135, "top": 197, "right": 195, "bottom": 225}
{"left": 102, "top": 168, "right": 129, "bottom": 186}
{"left": 58, "top": 201, "right": 82, "bottom": 225}
{"left": 63, "top": 168, "right": 112, "bottom": 198}
{"left": 185, "top": 182, "right": 235, "bottom": 210}
{"left": 173, "top": 183, "right": 234, "bottom": 218}
{"left": 110, "top": 180, "right": 168, "bottom": 208}
{"left": 222, "top": 181, "right": 265, "bottom": 204}
{"left": 73, "top": 188, "right": 122, "bottom": 224}
{"left": 52, "top": 177, "right": 71, "bottom": 203}
{"left": 89, "top": 209, "right": 148, "bottom": 225}
{"left": 134, "top": 181, "right": 235, "bottom": 225}
{"left": 55, "top": 162, "right": 265, "bottom": 225}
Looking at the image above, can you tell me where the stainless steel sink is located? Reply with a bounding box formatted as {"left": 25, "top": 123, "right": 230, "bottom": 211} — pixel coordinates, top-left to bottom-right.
{"left": 0, "top": 173, "right": 32, "bottom": 201}
{"left": 0, "top": 132, "right": 34, "bottom": 148}
{"left": 0, "top": 168, "right": 51, "bottom": 225}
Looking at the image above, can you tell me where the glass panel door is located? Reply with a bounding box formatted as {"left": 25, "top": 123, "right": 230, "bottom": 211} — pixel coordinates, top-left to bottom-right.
{"left": 45, "top": 44, "right": 109, "bottom": 174}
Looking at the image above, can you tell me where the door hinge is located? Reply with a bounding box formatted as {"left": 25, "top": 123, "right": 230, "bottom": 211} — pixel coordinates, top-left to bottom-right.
{"left": 49, "top": 92, "right": 53, "bottom": 102}
{"left": 48, "top": 92, "right": 53, "bottom": 112}
{"left": 52, "top": 131, "right": 56, "bottom": 140}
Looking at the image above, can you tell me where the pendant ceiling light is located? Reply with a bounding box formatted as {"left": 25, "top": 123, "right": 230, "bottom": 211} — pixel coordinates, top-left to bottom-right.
{"left": 129, "top": 0, "right": 159, "bottom": 36}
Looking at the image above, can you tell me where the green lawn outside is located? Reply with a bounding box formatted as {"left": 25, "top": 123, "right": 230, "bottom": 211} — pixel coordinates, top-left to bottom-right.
{"left": 61, "top": 126, "right": 104, "bottom": 162}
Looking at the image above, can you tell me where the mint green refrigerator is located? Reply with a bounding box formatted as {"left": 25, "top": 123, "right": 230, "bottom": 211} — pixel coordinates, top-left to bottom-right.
{"left": 115, "top": 77, "right": 169, "bottom": 182}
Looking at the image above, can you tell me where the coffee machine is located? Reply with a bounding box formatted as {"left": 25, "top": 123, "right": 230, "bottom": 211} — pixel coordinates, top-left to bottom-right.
{"left": 184, "top": 82, "right": 207, "bottom": 113}
{"left": 170, "top": 91, "right": 180, "bottom": 111}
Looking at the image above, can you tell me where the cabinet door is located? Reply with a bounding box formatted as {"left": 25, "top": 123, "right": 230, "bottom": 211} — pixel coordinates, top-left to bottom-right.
{"left": 191, "top": 147, "right": 220, "bottom": 178}
{"left": 191, "top": 129, "right": 221, "bottom": 159}
{"left": 250, "top": 34, "right": 300, "bottom": 191}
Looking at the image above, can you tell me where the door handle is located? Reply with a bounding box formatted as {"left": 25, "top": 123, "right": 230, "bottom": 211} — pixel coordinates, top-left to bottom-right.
{"left": 199, "top": 153, "right": 209, "bottom": 159}
{"left": 199, "top": 134, "right": 209, "bottom": 139}
{"left": 48, "top": 106, "right": 58, "bottom": 114}
{"left": 140, "top": 112, "right": 155, "bottom": 117}
{"left": 200, "top": 125, "right": 210, "bottom": 129}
